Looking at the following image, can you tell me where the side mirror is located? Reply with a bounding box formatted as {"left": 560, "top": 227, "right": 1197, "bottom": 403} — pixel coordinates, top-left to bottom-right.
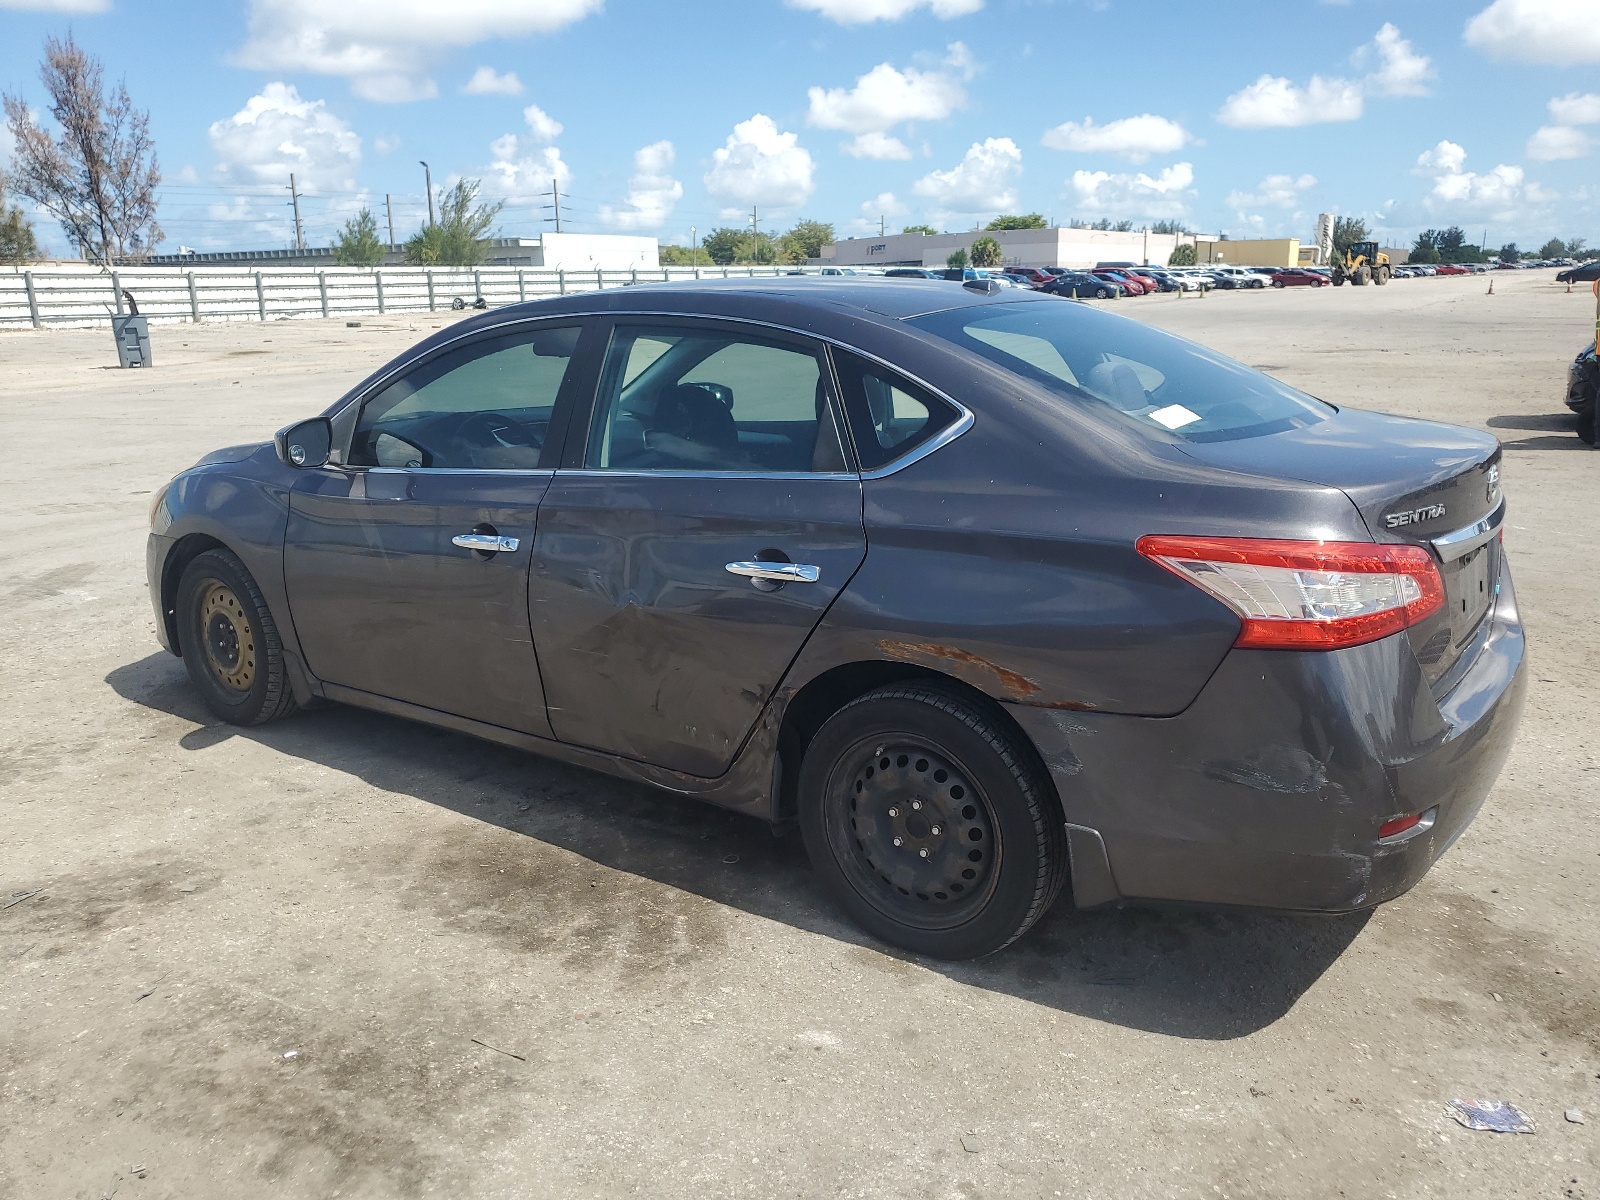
{"left": 275, "top": 417, "right": 332, "bottom": 468}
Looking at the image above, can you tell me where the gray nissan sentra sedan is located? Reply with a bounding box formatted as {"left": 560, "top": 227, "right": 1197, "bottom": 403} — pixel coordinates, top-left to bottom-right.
{"left": 146, "top": 279, "right": 1526, "bottom": 959}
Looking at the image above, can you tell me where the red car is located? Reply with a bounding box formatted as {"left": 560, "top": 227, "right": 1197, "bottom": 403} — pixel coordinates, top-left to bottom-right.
{"left": 1436, "top": 264, "right": 1471, "bottom": 276}
{"left": 1270, "top": 268, "right": 1328, "bottom": 288}
{"left": 1091, "top": 269, "right": 1146, "bottom": 296}
{"left": 1005, "top": 266, "right": 1056, "bottom": 287}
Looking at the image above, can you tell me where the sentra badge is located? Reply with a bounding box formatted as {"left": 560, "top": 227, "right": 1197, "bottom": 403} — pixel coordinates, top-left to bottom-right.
{"left": 1385, "top": 504, "right": 1447, "bottom": 529}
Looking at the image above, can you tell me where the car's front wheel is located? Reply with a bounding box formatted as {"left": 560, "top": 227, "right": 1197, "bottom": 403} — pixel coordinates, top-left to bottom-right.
{"left": 799, "top": 684, "right": 1068, "bottom": 959}
{"left": 175, "top": 548, "right": 299, "bottom": 726}
{"left": 1097, "top": 286, "right": 1112, "bottom": 299}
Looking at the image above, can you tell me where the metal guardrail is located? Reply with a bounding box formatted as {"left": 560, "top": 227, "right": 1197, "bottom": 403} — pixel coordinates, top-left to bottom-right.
{"left": 0, "top": 264, "right": 821, "bottom": 330}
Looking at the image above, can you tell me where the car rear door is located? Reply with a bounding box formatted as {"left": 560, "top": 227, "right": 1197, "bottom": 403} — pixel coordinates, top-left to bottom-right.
{"left": 283, "top": 321, "right": 596, "bottom": 736}
{"left": 528, "top": 317, "right": 866, "bottom": 777}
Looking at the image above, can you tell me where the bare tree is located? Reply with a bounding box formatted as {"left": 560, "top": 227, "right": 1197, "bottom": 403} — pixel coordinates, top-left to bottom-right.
{"left": 3, "top": 34, "right": 162, "bottom": 262}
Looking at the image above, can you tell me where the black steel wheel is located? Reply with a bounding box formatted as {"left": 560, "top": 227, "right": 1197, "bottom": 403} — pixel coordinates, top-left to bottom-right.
{"left": 799, "top": 684, "right": 1068, "bottom": 959}
{"left": 175, "top": 548, "right": 299, "bottom": 726}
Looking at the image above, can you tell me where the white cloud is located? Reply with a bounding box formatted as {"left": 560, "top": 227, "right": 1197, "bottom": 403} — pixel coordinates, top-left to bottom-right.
{"left": 704, "top": 114, "right": 816, "bottom": 210}
{"left": 807, "top": 61, "right": 966, "bottom": 133}
{"left": 843, "top": 132, "right": 914, "bottom": 160}
{"left": 522, "top": 104, "right": 563, "bottom": 143}
{"left": 788, "top": 0, "right": 982, "bottom": 24}
{"left": 1465, "top": 0, "right": 1600, "bottom": 65}
{"left": 0, "top": 0, "right": 109, "bottom": 10}
{"left": 1040, "top": 114, "right": 1191, "bottom": 163}
{"left": 913, "top": 137, "right": 1022, "bottom": 215}
{"left": 598, "top": 141, "right": 683, "bottom": 230}
{"left": 1550, "top": 92, "right": 1600, "bottom": 125}
{"left": 483, "top": 137, "right": 571, "bottom": 205}
{"left": 1359, "top": 23, "right": 1434, "bottom": 96}
{"left": 235, "top": 0, "right": 603, "bottom": 102}
{"left": 1415, "top": 139, "right": 1554, "bottom": 221}
{"left": 1217, "top": 73, "right": 1364, "bottom": 129}
{"left": 1226, "top": 173, "right": 1317, "bottom": 209}
{"left": 208, "top": 82, "right": 361, "bottom": 193}
{"left": 863, "top": 191, "right": 907, "bottom": 218}
{"left": 373, "top": 134, "right": 401, "bottom": 154}
{"left": 1071, "top": 162, "right": 1195, "bottom": 220}
{"left": 1217, "top": 23, "right": 1430, "bottom": 129}
{"left": 1527, "top": 125, "right": 1593, "bottom": 160}
{"left": 463, "top": 66, "right": 522, "bottom": 96}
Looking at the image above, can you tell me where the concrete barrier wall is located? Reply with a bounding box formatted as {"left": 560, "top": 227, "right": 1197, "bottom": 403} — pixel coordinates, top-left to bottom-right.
{"left": 0, "top": 264, "right": 818, "bottom": 330}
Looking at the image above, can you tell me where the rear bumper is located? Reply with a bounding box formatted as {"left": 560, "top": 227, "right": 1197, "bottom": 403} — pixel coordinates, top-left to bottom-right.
{"left": 1008, "top": 565, "right": 1527, "bottom": 913}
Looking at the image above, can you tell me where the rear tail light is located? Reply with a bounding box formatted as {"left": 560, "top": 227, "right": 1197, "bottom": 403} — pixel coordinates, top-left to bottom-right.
{"left": 1136, "top": 535, "right": 1445, "bottom": 650}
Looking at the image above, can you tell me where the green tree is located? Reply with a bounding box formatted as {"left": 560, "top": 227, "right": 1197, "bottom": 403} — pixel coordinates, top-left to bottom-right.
{"left": 1567, "top": 237, "right": 1586, "bottom": 257}
{"left": 1150, "top": 219, "right": 1184, "bottom": 235}
{"left": 659, "top": 243, "right": 712, "bottom": 266}
{"left": 969, "top": 235, "right": 1002, "bottom": 267}
{"left": 901, "top": 223, "right": 937, "bottom": 235}
{"left": 1497, "top": 243, "right": 1520, "bottom": 263}
{"left": 332, "top": 207, "right": 385, "bottom": 266}
{"left": 1167, "top": 243, "right": 1196, "bottom": 266}
{"left": 1111, "top": 219, "right": 1135, "bottom": 232}
{"left": 1539, "top": 237, "right": 1567, "bottom": 259}
{"left": 1332, "top": 216, "right": 1369, "bottom": 258}
{"left": 404, "top": 178, "right": 502, "bottom": 267}
{"left": 701, "top": 227, "right": 744, "bottom": 265}
{"left": 778, "top": 218, "right": 834, "bottom": 263}
{"left": 946, "top": 247, "right": 968, "bottom": 270}
{"left": 985, "top": 213, "right": 1046, "bottom": 231}
{"left": 1437, "top": 226, "right": 1469, "bottom": 261}
{"left": 0, "top": 177, "right": 39, "bottom": 263}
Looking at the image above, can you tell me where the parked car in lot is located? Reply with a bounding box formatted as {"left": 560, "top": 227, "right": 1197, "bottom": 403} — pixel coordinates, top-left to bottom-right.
{"left": 1206, "top": 267, "right": 1267, "bottom": 290}
{"left": 1271, "top": 268, "right": 1329, "bottom": 288}
{"left": 1041, "top": 271, "right": 1119, "bottom": 299}
{"left": 1557, "top": 262, "right": 1600, "bottom": 284}
{"left": 1005, "top": 266, "right": 1057, "bottom": 287}
{"left": 148, "top": 279, "right": 1526, "bottom": 959}
{"left": 1436, "top": 264, "right": 1471, "bottom": 276}
{"left": 1091, "top": 268, "right": 1147, "bottom": 295}
{"left": 884, "top": 267, "right": 943, "bottom": 279}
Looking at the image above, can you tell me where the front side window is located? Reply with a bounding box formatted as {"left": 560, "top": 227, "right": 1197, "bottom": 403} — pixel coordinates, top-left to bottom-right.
{"left": 908, "top": 302, "right": 1330, "bottom": 442}
{"left": 586, "top": 325, "right": 848, "bottom": 473}
{"left": 349, "top": 324, "right": 581, "bottom": 469}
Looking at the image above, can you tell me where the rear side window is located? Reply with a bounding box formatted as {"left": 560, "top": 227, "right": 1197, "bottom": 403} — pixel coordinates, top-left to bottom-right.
{"left": 908, "top": 302, "right": 1330, "bottom": 442}
{"left": 832, "top": 350, "right": 962, "bottom": 470}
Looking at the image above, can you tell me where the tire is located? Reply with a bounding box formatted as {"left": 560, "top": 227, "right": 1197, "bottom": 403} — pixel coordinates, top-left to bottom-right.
{"left": 1272, "top": 279, "right": 1284, "bottom": 288}
{"left": 1096, "top": 287, "right": 1111, "bottom": 299}
{"left": 1354, "top": 265, "right": 1371, "bottom": 286}
{"left": 798, "top": 684, "right": 1068, "bottom": 960}
{"left": 1579, "top": 403, "right": 1597, "bottom": 446}
{"left": 1374, "top": 266, "right": 1390, "bottom": 286}
{"left": 175, "top": 548, "right": 299, "bottom": 726}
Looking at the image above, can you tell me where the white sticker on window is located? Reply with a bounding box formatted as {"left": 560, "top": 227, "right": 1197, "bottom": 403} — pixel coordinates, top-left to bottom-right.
{"left": 1149, "top": 403, "right": 1202, "bottom": 430}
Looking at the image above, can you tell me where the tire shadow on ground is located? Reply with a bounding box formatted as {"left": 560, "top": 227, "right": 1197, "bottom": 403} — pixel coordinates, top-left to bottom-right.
{"left": 108, "top": 651, "right": 1368, "bottom": 1041}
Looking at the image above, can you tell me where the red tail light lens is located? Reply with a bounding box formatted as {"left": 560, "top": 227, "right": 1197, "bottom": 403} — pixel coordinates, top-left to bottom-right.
{"left": 1377, "top": 812, "right": 1423, "bottom": 839}
{"left": 1136, "top": 535, "right": 1446, "bottom": 650}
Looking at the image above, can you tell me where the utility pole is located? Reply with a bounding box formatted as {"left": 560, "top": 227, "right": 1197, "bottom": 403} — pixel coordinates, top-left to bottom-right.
{"left": 420, "top": 161, "right": 435, "bottom": 226}
{"left": 288, "top": 173, "right": 305, "bottom": 251}
{"left": 879, "top": 214, "right": 885, "bottom": 237}
{"left": 543, "top": 179, "right": 564, "bottom": 233}
{"left": 385, "top": 193, "right": 396, "bottom": 250}
{"left": 691, "top": 225, "right": 698, "bottom": 263}
{"left": 750, "top": 206, "right": 759, "bottom": 262}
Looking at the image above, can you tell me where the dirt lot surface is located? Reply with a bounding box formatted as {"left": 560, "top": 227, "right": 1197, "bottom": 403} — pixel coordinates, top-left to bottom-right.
{"left": 2, "top": 275, "right": 1597, "bottom": 1200}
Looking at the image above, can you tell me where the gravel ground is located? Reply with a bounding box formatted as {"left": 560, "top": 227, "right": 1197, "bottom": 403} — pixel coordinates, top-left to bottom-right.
{"left": 1, "top": 273, "right": 1596, "bottom": 1200}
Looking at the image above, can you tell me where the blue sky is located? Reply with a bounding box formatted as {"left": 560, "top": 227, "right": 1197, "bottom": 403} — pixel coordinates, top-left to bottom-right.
{"left": 2, "top": 0, "right": 1598, "bottom": 255}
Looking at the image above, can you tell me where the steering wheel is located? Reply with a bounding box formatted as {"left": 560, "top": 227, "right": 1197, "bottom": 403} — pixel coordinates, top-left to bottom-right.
{"left": 449, "top": 410, "right": 541, "bottom": 453}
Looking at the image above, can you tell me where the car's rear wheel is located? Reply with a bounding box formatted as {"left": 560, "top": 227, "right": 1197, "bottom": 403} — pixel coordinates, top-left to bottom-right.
{"left": 798, "top": 684, "right": 1068, "bottom": 960}
{"left": 1096, "top": 286, "right": 1112, "bottom": 299}
{"left": 176, "top": 548, "right": 299, "bottom": 726}
{"left": 1272, "top": 279, "right": 1285, "bottom": 288}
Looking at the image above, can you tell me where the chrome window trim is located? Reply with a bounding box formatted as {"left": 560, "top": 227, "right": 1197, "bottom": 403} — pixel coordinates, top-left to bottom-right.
{"left": 1430, "top": 498, "right": 1506, "bottom": 562}
{"left": 360, "top": 466, "right": 555, "bottom": 478}
{"left": 331, "top": 308, "right": 976, "bottom": 480}
{"left": 554, "top": 469, "right": 858, "bottom": 482}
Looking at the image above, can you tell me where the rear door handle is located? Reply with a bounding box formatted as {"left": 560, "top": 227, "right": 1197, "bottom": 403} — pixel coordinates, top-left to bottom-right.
{"left": 453, "top": 533, "right": 519, "bottom": 553}
{"left": 725, "top": 561, "right": 821, "bottom": 584}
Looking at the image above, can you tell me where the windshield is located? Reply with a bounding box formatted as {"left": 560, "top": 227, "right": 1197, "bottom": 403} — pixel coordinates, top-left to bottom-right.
{"left": 907, "top": 300, "right": 1332, "bottom": 442}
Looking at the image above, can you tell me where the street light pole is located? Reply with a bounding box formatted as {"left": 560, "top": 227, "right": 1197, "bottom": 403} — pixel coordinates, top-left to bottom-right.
{"left": 420, "top": 161, "right": 435, "bottom": 226}
{"left": 691, "top": 225, "right": 697, "bottom": 264}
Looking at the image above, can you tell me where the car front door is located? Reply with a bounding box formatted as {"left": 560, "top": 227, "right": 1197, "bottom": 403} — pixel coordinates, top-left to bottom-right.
{"left": 529, "top": 319, "right": 867, "bottom": 777}
{"left": 283, "top": 321, "right": 594, "bottom": 736}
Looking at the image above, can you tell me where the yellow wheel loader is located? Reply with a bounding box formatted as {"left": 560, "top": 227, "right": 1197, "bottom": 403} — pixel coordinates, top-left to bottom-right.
{"left": 1331, "top": 240, "right": 1391, "bottom": 286}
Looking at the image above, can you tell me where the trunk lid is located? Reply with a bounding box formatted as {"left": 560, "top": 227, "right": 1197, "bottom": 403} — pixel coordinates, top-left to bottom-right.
{"left": 1176, "top": 407, "right": 1503, "bottom": 687}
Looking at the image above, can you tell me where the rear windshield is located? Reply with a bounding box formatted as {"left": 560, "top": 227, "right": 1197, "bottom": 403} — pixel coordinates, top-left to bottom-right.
{"left": 907, "top": 300, "right": 1331, "bottom": 442}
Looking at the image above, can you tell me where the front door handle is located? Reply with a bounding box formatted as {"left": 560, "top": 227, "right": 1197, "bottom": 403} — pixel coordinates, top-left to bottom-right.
{"left": 725, "top": 561, "right": 821, "bottom": 584}
{"left": 453, "top": 533, "right": 519, "bottom": 553}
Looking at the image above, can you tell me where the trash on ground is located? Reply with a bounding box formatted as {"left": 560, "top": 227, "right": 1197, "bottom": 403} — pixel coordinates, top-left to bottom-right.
{"left": 282, "top": 1050, "right": 298, "bottom": 1060}
{"left": 1446, "top": 1098, "right": 1536, "bottom": 1133}
{"left": 960, "top": 1135, "right": 981, "bottom": 1153}
{"left": 470, "top": 1037, "right": 526, "bottom": 1062}
{"left": 2, "top": 890, "right": 39, "bottom": 910}
{"left": 1566, "top": 1109, "right": 1586, "bottom": 1124}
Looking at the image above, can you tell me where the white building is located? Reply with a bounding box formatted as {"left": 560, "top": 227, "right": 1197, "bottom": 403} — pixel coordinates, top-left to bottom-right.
{"left": 821, "top": 227, "right": 1200, "bottom": 270}
{"left": 483, "top": 234, "right": 659, "bottom": 271}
